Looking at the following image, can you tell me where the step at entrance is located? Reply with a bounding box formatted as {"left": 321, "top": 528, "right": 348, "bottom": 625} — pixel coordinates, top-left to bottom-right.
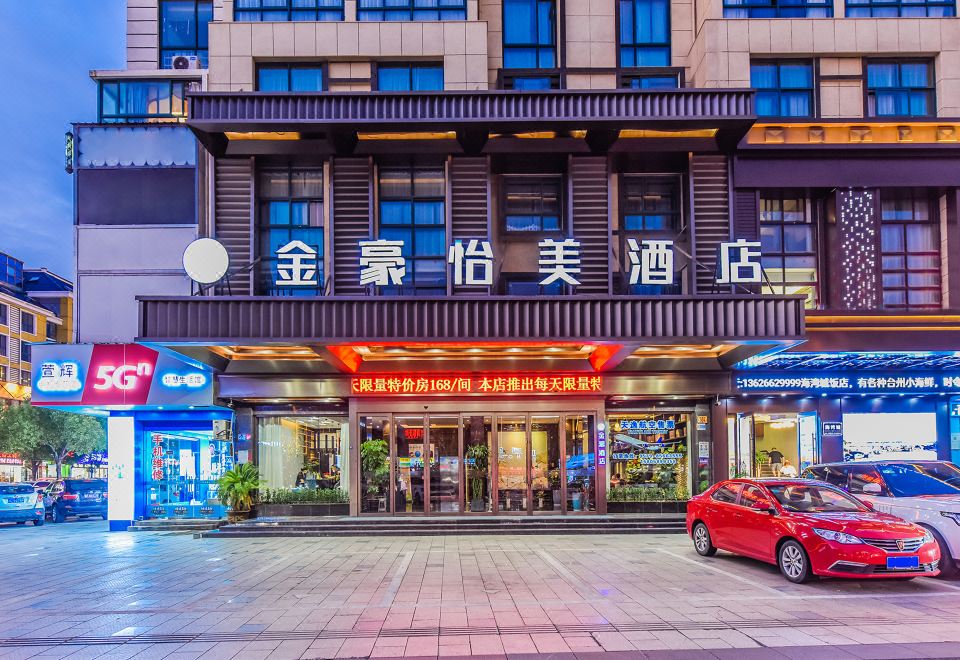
{"left": 199, "top": 515, "right": 687, "bottom": 538}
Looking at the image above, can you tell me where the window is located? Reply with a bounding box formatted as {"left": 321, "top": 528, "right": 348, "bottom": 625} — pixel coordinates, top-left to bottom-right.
{"left": 98, "top": 80, "right": 196, "bottom": 123}
{"left": 619, "top": 0, "right": 670, "bottom": 67}
{"left": 621, "top": 176, "right": 680, "bottom": 232}
{"left": 357, "top": 0, "right": 466, "bottom": 20}
{"left": 160, "top": 0, "right": 212, "bottom": 69}
{"left": 46, "top": 321, "right": 58, "bottom": 341}
{"left": 711, "top": 483, "right": 741, "bottom": 503}
{"left": 0, "top": 303, "right": 7, "bottom": 326}
{"left": 235, "top": 0, "right": 345, "bottom": 20}
{"left": 499, "top": 72, "right": 560, "bottom": 90}
{"left": 867, "top": 61, "right": 935, "bottom": 118}
{"left": 20, "top": 313, "right": 34, "bottom": 335}
{"left": 880, "top": 190, "right": 941, "bottom": 310}
{"left": 0, "top": 254, "right": 23, "bottom": 288}
{"left": 503, "top": 0, "right": 556, "bottom": 69}
{"left": 0, "top": 335, "right": 6, "bottom": 357}
{"left": 760, "top": 190, "right": 818, "bottom": 308}
{"left": 846, "top": 466, "right": 890, "bottom": 496}
{"left": 257, "top": 166, "right": 324, "bottom": 297}
{"left": 723, "top": 0, "right": 832, "bottom": 16}
{"left": 377, "top": 163, "right": 446, "bottom": 295}
{"left": 502, "top": 274, "right": 563, "bottom": 296}
{"left": 257, "top": 64, "right": 325, "bottom": 92}
{"left": 739, "top": 485, "right": 769, "bottom": 508}
{"left": 0, "top": 365, "right": 6, "bottom": 383}
{"left": 847, "top": 0, "right": 954, "bottom": 16}
{"left": 503, "top": 176, "right": 562, "bottom": 233}
{"left": 621, "top": 73, "right": 680, "bottom": 89}
{"left": 751, "top": 61, "right": 815, "bottom": 118}
{"left": 21, "top": 342, "right": 31, "bottom": 364}
{"left": 376, "top": 63, "right": 444, "bottom": 91}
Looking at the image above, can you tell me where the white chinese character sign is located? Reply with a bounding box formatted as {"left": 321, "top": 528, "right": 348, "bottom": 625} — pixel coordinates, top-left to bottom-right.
{"left": 538, "top": 238, "right": 581, "bottom": 286}
{"left": 360, "top": 239, "right": 406, "bottom": 286}
{"left": 716, "top": 239, "right": 762, "bottom": 284}
{"left": 627, "top": 238, "right": 674, "bottom": 286}
{"left": 448, "top": 239, "right": 494, "bottom": 286}
{"left": 275, "top": 240, "right": 319, "bottom": 287}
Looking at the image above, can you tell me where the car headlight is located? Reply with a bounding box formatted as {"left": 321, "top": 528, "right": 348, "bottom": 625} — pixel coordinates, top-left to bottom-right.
{"left": 813, "top": 528, "right": 864, "bottom": 545}
{"left": 922, "top": 528, "right": 935, "bottom": 544}
{"left": 941, "top": 512, "right": 960, "bottom": 527}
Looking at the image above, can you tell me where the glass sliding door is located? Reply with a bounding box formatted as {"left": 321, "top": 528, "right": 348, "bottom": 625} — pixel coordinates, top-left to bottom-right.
{"left": 565, "top": 414, "right": 596, "bottom": 512}
{"left": 531, "top": 415, "right": 561, "bottom": 512}
{"left": 429, "top": 416, "right": 460, "bottom": 513}
{"left": 463, "top": 415, "right": 493, "bottom": 513}
{"left": 359, "top": 416, "right": 391, "bottom": 513}
{"left": 394, "top": 416, "right": 426, "bottom": 513}
{"left": 497, "top": 416, "right": 528, "bottom": 512}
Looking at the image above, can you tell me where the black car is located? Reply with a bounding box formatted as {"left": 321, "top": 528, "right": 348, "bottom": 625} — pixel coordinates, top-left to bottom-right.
{"left": 47, "top": 479, "right": 108, "bottom": 523}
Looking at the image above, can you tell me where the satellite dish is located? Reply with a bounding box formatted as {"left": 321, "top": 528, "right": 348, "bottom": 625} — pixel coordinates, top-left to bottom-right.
{"left": 183, "top": 238, "right": 230, "bottom": 285}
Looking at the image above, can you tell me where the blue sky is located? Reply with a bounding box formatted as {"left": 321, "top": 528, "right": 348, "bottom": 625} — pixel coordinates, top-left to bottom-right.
{"left": 0, "top": 1, "right": 125, "bottom": 277}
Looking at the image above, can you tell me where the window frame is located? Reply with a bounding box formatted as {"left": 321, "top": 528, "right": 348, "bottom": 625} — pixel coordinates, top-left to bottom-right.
{"left": 846, "top": 0, "right": 955, "bottom": 16}
{"left": 617, "top": 0, "right": 672, "bottom": 68}
{"left": 20, "top": 342, "right": 31, "bottom": 364}
{"left": 750, "top": 59, "right": 817, "bottom": 119}
{"left": 879, "top": 189, "right": 942, "bottom": 310}
{"left": 502, "top": 0, "right": 557, "bottom": 70}
{"left": 501, "top": 174, "right": 565, "bottom": 235}
{"left": 375, "top": 161, "right": 447, "bottom": 296}
{"left": 159, "top": 0, "right": 212, "bottom": 69}
{"left": 865, "top": 59, "right": 936, "bottom": 119}
{"left": 0, "top": 334, "right": 7, "bottom": 357}
{"left": 711, "top": 482, "right": 742, "bottom": 504}
{"left": 356, "top": 0, "right": 466, "bottom": 21}
{"left": 501, "top": 273, "right": 564, "bottom": 296}
{"left": 722, "top": 0, "right": 833, "bottom": 16}
{"left": 20, "top": 312, "right": 34, "bottom": 335}
{"left": 256, "top": 164, "right": 326, "bottom": 297}
{"left": 759, "top": 189, "right": 820, "bottom": 308}
{"left": 97, "top": 79, "right": 197, "bottom": 123}
{"left": 234, "top": 0, "right": 346, "bottom": 21}
{"left": 619, "top": 68, "right": 683, "bottom": 89}
{"left": 256, "top": 63, "right": 327, "bottom": 92}
{"left": 374, "top": 62, "right": 445, "bottom": 91}
{"left": 617, "top": 174, "right": 684, "bottom": 295}
{"left": 0, "top": 303, "right": 7, "bottom": 326}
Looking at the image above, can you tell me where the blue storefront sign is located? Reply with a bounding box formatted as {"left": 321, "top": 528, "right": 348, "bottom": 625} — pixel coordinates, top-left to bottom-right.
{"left": 735, "top": 373, "right": 960, "bottom": 394}
{"left": 822, "top": 422, "right": 843, "bottom": 436}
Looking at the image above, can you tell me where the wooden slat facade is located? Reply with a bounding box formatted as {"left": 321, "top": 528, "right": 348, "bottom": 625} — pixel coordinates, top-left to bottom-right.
{"left": 449, "top": 156, "right": 490, "bottom": 295}
{"left": 213, "top": 158, "right": 253, "bottom": 294}
{"left": 331, "top": 157, "right": 372, "bottom": 295}
{"left": 569, "top": 156, "right": 611, "bottom": 295}
{"left": 691, "top": 155, "right": 731, "bottom": 293}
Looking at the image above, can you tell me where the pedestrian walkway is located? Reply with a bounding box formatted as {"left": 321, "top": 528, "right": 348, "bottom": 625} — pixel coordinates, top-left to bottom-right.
{"left": 1, "top": 521, "right": 959, "bottom": 659}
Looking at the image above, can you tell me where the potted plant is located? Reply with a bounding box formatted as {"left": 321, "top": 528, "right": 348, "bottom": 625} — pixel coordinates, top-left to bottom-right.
{"left": 217, "top": 462, "right": 263, "bottom": 523}
{"left": 360, "top": 438, "right": 389, "bottom": 512}
{"left": 465, "top": 443, "right": 489, "bottom": 512}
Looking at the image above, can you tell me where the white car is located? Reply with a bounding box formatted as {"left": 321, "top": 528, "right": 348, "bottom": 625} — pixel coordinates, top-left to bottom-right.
{"left": 801, "top": 461, "right": 960, "bottom": 578}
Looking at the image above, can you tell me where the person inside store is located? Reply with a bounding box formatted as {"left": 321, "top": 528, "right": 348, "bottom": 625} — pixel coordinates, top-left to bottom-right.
{"left": 768, "top": 447, "right": 784, "bottom": 476}
{"left": 295, "top": 469, "right": 306, "bottom": 488}
{"left": 780, "top": 459, "right": 798, "bottom": 478}
{"left": 610, "top": 473, "right": 622, "bottom": 488}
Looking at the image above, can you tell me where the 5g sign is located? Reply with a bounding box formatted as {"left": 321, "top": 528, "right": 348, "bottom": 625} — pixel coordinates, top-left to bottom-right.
{"left": 93, "top": 362, "right": 154, "bottom": 391}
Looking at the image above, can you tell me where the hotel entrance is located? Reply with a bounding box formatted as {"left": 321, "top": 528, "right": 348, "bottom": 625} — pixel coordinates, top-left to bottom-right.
{"left": 357, "top": 411, "right": 598, "bottom": 515}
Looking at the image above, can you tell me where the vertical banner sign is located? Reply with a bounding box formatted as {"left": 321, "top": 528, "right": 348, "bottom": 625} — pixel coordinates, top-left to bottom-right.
{"left": 597, "top": 423, "right": 607, "bottom": 467}
{"left": 107, "top": 416, "right": 135, "bottom": 528}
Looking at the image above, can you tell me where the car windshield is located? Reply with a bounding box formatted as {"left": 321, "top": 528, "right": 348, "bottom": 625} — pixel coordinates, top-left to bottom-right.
{"left": 878, "top": 463, "right": 960, "bottom": 497}
{"left": 67, "top": 481, "right": 106, "bottom": 491}
{"left": 767, "top": 484, "right": 866, "bottom": 513}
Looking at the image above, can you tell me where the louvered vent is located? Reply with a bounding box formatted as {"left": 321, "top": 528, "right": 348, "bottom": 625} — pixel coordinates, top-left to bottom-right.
{"left": 214, "top": 158, "right": 253, "bottom": 294}
{"left": 691, "top": 155, "right": 731, "bottom": 293}
{"left": 332, "top": 157, "right": 372, "bottom": 295}
{"left": 570, "top": 157, "right": 610, "bottom": 294}
{"left": 449, "top": 157, "right": 490, "bottom": 295}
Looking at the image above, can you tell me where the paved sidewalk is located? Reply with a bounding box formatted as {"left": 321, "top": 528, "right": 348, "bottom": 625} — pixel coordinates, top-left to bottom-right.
{"left": 1, "top": 521, "right": 960, "bottom": 659}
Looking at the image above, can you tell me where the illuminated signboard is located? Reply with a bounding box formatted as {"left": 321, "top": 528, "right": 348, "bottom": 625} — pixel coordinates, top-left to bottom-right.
{"left": 735, "top": 373, "right": 960, "bottom": 394}
{"left": 32, "top": 343, "right": 214, "bottom": 408}
{"left": 0, "top": 453, "right": 23, "bottom": 466}
{"left": 351, "top": 375, "right": 603, "bottom": 395}
{"left": 597, "top": 423, "right": 607, "bottom": 466}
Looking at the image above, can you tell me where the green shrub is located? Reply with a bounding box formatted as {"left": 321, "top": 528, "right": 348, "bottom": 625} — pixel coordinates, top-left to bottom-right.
{"left": 259, "top": 487, "right": 349, "bottom": 504}
{"left": 606, "top": 486, "right": 689, "bottom": 502}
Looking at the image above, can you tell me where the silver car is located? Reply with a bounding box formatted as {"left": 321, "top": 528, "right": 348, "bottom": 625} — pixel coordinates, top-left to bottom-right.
{"left": 0, "top": 483, "right": 45, "bottom": 526}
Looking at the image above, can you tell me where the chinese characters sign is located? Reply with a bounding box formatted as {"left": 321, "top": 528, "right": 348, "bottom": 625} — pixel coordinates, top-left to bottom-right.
{"left": 351, "top": 374, "right": 603, "bottom": 395}
{"left": 31, "top": 344, "right": 215, "bottom": 408}
{"left": 735, "top": 373, "right": 960, "bottom": 394}
{"left": 272, "top": 237, "right": 765, "bottom": 289}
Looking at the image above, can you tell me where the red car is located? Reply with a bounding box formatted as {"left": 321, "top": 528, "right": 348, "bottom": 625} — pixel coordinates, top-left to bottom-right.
{"left": 686, "top": 479, "right": 940, "bottom": 583}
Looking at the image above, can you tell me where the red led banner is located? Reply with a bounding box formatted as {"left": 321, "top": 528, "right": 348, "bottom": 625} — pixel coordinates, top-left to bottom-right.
{"left": 351, "top": 375, "right": 603, "bottom": 395}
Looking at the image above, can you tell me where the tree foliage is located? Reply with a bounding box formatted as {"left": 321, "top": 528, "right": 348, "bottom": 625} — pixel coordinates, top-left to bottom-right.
{"left": 0, "top": 402, "right": 106, "bottom": 478}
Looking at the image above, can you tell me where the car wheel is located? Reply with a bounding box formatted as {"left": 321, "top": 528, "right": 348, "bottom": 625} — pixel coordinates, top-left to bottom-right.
{"left": 778, "top": 540, "right": 813, "bottom": 584}
{"left": 692, "top": 522, "right": 717, "bottom": 557}
{"left": 33, "top": 518, "right": 44, "bottom": 526}
{"left": 927, "top": 527, "right": 959, "bottom": 579}
{"left": 53, "top": 509, "right": 65, "bottom": 524}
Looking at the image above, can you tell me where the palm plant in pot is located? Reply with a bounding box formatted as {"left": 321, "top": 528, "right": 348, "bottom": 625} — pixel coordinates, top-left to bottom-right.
{"left": 465, "top": 443, "right": 489, "bottom": 512}
{"left": 217, "top": 462, "right": 263, "bottom": 523}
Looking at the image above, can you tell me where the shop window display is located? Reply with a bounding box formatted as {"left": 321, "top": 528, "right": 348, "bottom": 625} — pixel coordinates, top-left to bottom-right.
{"left": 143, "top": 419, "right": 232, "bottom": 519}
{"left": 257, "top": 416, "right": 349, "bottom": 500}
{"left": 606, "top": 413, "right": 690, "bottom": 500}
{"left": 359, "top": 416, "right": 391, "bottom": 513}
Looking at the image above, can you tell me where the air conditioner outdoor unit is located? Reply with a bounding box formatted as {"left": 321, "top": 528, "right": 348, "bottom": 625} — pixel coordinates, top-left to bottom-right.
{"left": 172, "top": 55, "right": 202, "bottom": 70}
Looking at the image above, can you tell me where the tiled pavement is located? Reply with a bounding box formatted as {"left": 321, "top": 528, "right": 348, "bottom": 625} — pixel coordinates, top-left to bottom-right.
{"left": 1, "top": 521, "right": 960, "bottom": 659}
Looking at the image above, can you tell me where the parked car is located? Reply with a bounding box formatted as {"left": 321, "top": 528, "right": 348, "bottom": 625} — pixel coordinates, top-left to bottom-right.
{"left": 47, "top": 479, "right": 108, "bottom": 523}
{"left": 686, "top": 478, "right": 939, "bottom": 583}
{"left": 801, "top": 461, "right": 960, "bottom": 579}
{"left": 0, "top": 483, "right": 45, "bottom": 526}
{"left": 32, "top": 480, "right": 53, "bottom": 492}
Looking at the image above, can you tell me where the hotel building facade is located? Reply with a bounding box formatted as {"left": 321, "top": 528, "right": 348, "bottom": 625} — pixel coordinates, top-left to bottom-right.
{"left": 34, "top": 0, "right": 960, "bottom": 526}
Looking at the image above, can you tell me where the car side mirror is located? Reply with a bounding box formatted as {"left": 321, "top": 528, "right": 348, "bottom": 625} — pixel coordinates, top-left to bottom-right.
{"left": 752, "top": 500, "right": 776, "bottom": 514}
{"left": 863, "top": 483, "right": 882, "bottom": 495}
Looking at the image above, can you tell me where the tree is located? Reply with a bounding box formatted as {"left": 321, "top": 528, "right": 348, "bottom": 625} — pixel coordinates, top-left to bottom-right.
{"left": 0, "top": 403, "right": 106, "bottom": 479}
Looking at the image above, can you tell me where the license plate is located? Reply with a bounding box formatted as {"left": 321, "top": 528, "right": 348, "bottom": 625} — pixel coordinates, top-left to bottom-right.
{"left": 83, "top": 492, "right": 100, "bottom": 500}
{"left": 6, "top": 497, "right": 25, "bottom": 504}
{"left": 887, "top": 555, "right": 920, "bottom": 570}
